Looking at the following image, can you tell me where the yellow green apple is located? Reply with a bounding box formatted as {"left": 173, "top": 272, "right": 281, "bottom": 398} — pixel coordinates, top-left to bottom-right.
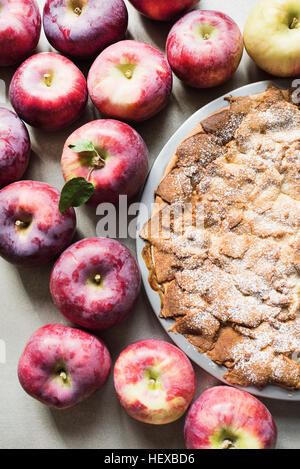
{"left": 244, "top": 0, "right": 300, "bottom": 77}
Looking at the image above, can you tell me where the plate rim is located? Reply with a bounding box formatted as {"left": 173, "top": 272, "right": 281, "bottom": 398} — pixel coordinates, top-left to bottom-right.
{"left": 136, "top": 79, "right": 300, "bottom": 402}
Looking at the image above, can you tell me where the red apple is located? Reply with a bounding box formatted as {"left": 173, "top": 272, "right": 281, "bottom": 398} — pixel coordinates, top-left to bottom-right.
{"left": 128, "top": 0, "right": 198, "bottom": 22}
{"left": 87, "top": 40, "right": 172, "bottom": 122}
{"left": 61, "top": 119, "right": 149, "bottom": 206}
{"left": 0, "top": 180, "right": 76, "bottom": 265}
{"left": 166, "top": 10, "right": 243, "bottom": 88}
{"left": 50, "top": 237, "right": 141, "bottom": 331}
{"left": 0, "top": 107, "right": 30, "bottom": 187}
{"left": 114, "top": 339, "right": 196, "bottom": 424}
{"left": 0, "top": 0, "right": 41, "bottom": 67}
{"left": 18, "top": 324, "right": 111, "bottom": 409}
{"left": 184, "top": 386, "right": 277, "bottom": 449}
{"left": 9, "top": 52, "right": 87, "bottom": 131}
{"left": 43, "top": 0, "right": 128, "bottom": 60}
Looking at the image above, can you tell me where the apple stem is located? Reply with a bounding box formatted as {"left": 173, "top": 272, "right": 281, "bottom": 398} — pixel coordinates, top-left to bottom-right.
{"left": 125, "top": 69, "right": 133, "bottom": 79}
{"left": 149, "top": 378, "right": 155, "bottom": 389}
{"left": 87, "top": 150, "right": 106, "bottom": 181}
{"left": 221, "top": 439, "right": 236, "bottom": 449}
{"left": 94, "top": 274, "right": 102, "bottom": 285}
{"left": 290, "top": 17, "right": 298, "bottom": 29}
{"left": 74, "top": 6, "right": 82, "bottom": 16}
{"left": 15, "top": 220, "right": 29, "bottom": 229}
{"left": 91, "top": 150, "right": 106, "bottom": 168}
{"left": 43, "top": 73, "right": 52, "bottom": 87}
{"left": 60, "top": 371, "right": 67, "bottom": 381}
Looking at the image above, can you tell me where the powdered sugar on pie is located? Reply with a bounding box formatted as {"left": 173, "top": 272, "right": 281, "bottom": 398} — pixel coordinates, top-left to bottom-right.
{"left": 140, "top": 84, "right": 300, "bottom": 390}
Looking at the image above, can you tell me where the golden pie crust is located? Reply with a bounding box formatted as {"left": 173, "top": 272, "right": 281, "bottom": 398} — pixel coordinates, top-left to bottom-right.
{"left": 140, "top": 84, "right": 300, "bottom": 390}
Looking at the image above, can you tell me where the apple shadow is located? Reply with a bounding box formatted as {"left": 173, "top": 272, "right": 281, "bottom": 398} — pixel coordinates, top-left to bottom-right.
{"left": 138, "top": 1, "right": 201, "bottom": 51}
{"left": 139, "top": 16, "right": 173, "bottom": 51}
{"left": 116, "top": 406, "right": 186, "bottom": 449}
{"left": 261, "top": 397, "right": 300, "bottom": 421}
{"left": 15, "top": 262, "right": 63, "bottom": 325}
{"left": 132, "top": 101, "right": 180, "bottom": 161}
{"left": 259, "top": 397, "right": 300, "bottom": 449}
{"left": 0, "top": 65, "right": 15, "bottom": 106}
{"left": 49, "top": 376, "right": 115, "bottom": 448}
{"left": 125, "top": 30, "right": 136, "bottom": 41}
{"left": 243, "top": 53, "right": 274, "bottom": 84}
{"left": 70, "top": 57, "right": 95, "bottom": 79}
{"left": 22, "top": 149, "right": 43, "bottom": 182}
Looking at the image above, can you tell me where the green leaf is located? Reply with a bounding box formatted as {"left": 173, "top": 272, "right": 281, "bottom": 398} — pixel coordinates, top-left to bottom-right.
{"left": 68, "top": 140, "right": 95, "bottom": 153}
{"left": 59, "top": 177, "right": 95, "bottom": 213}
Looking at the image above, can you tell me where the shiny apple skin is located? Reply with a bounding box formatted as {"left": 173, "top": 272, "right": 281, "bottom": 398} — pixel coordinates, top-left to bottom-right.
{"left": 166, "top": 10, "right": 243, "bottom": 88}
{"left": 114, "top": 339, "right": 196, "bottom": 425}
{"left": 128, "top": 0, "right": 198, "bottom": 21}
{"left": 0, "top": 0, "right": 41, "bottom": 67}
{"left": 43, "top": 0, "right": 128, "bottom": 60}
{"left": 9, "top": 52, "right": 87, "bottom": 131}
{"left": 18, "top": 324, "right": 111, "bottom": 409}
{"left": 0, "top": 107, "right": 31, "bottom": 187}
{"left": 61, "top": 119, "right": 149, "bottom": 206}
{"left": 184, "top": 386, "right": 277, "bottom": 449}
{"left": 87, "top": 40, "right": 172, "bottom": 122}
{"left": 50, "top": 237, "right": 141, "bottom": 331}
{"left": 0, "top": 180, "right": 76, "bottom": 265}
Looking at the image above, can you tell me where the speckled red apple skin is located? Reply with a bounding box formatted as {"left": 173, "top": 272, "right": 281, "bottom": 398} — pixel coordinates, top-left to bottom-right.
{"left": 114, "top": 339, "right": 196, "bottom": 425}
{"left": 43, "top": 0, "right": 128, "bottom": 60}
{"left": 184, "top": 386, "right": 277, "bottom": 449}
{"left": 128, "top": 0, "right": 198, "bottom": 21}
{"left": 50, "top": 238, "right": 141, "bottom": 331}
{"left": 61, "top": 119, "right": 149, "bottom": 206}
{"left": 0, "top": 180, "right": 76, "bottom": 265}
{"left": 0, "top": 0, "right": 41, "bottom": 67}
{"left": 18, "top": 324, "right": 111, "bottom": 409}
{"left": 166, "top": 10, "right": 243, "bottom": 88}
{"left": 9, "top": 52, "right": 87, "bottom": 131}
{"left": 0, "top": 107, "right": 30, "bottom": 187}
{"left": 87, "top": 40, "right": 172, "bottom": 122}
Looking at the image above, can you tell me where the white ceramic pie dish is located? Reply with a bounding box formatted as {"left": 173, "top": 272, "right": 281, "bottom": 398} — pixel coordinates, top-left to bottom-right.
{"left": 136, "top": 79, "right": 300, "bottom": 402}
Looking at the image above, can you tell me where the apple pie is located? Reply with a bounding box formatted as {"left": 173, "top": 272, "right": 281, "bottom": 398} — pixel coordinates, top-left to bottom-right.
{"left": 140, "top": 84, "right": 300, "bottom": 390}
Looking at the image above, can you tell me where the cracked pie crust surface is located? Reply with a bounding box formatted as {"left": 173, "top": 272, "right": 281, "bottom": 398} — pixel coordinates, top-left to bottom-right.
{"left": 140, "top": 85, "right": 300, "bottom": 390}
